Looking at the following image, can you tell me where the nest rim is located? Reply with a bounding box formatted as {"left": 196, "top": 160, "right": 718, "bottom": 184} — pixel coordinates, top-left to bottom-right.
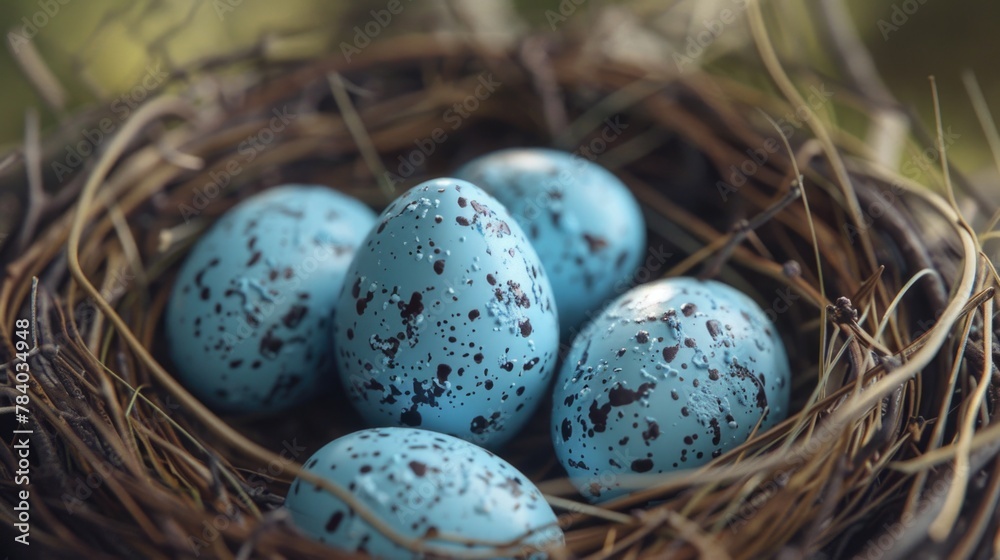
{"left": 0, "top": 30, "right": 997, "bottom": 560}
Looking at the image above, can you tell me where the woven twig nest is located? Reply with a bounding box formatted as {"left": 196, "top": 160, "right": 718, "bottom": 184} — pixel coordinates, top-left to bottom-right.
{"left": 1, "top": 18, "right": 999, "bottom": 560}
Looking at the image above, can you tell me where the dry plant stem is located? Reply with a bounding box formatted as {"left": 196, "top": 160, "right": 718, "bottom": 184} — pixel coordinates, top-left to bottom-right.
{"left": 962, "top": 71, "right": 1000, "bottom": 201}
{"left": 928, "top": 74, "right": 992, "bottom": 539}
{"left": 2, "top": 143, "right": 184, "bottom": 323}
{"left": 698, "top": 181, "right": 802, "bottom": 280}
{"left": 900, "top": 80, "right": 983, "bottom": 519}
{"left": 816, "top": 0, "right": 908, "bottom": 169}
{"left": 747, "top": 0, "right": 878, "bottom": 276}
{"left": 850, "top": 178, "right": 978, "bottom": 392}
{"left": 625, "top": 175, "right": 828, "bottom": 314}
{"left": 851, "top": 266, "right": 885, "bottom": 316}
{"left": 544, "top": 495, "right": 634, "bottom": 525}
{"left": 664, "top": 510, "right": 732, "bottom": 560}
{"left": 327, "top": 73, "right": 395, "bottom": 201}
{"left": 519, "top": 36, "right": 570, "bottom": 142}
{"left": 863, "top": 439, "right": 1000, "bottom": 560}
{"left": 16, "top": 110, "right": 47, "bottom": 254}
{"left": 32, "top": 386, "right": 162, "bottom": 541}
{"left": 930, "top": 76, "right": 964, "bottom": 221}
{"left": 767, "top": 114, "right": 833, "bottom": 385}
{"left": 554, "top": 77, "right": 664, "bottom": 149}
{"left": 6, "top": 31, "right": 68, "bottom": 112}
{"left": 0, "top": 152, "right": 18, "bottom": 174}
{"left": 951, "top": 454, "right": 1000, "bottom": 559}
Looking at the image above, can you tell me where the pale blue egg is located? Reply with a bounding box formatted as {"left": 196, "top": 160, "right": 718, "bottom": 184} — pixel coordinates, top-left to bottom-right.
{"left": 285, "top": 427, "right": 564, "bottom": 559}
{"left": 456, "top": 148, "right": 646, "bottom": 334}
{"left": 551, "top": 277, "right": 791, "bottom": 502}
{"left": 334, "top": 179, "right": 560, "bottom": 449}
{"left": 165, "top": 185, "right": 376, "bottom": 414}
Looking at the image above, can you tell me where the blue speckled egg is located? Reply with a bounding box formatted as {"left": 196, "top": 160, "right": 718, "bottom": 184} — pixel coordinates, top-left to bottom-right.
{"left": 551, "top": 277, "right": 791, "bottom": 502}
{"left": 285, "top": 427, "right": 564, "bottom": 559}
{"left": 334, "top": 179, "right": 559, "bottom": 449}
{"left": 455, "top": 148, "right": 646, "bottom": 334}
{"left": 165, "top": 185, "right": 377, "bottom": 414}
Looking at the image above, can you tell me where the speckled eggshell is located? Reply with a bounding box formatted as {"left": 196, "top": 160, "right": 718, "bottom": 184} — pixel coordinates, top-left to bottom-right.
{"left": 285, "top": 427, "right": 563, "bottom": 559}
{"left": 551, "top": 277, "right": 791, "bottom": 502}
{"left": 334, "top": 178, "right": 559, "bottom": 449}
{"left": 166, "top": 185, "right": 377, "bottom": 414}
{"left": 455, "top": 148, "right": 646, "bottom": 334}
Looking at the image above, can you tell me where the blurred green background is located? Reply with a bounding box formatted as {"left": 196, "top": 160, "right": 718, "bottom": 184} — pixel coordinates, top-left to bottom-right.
{"left": 0, "top": 0, "right": 997, "bottom": 176}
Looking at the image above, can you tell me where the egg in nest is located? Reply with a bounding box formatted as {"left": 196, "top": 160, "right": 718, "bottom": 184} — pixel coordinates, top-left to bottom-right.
{"left": 456, "top": 148, "right": 646, "bottom": 334}
{"left": 285, "top": 427, "right": 564, "bottom": 559}
{"left": 551, "top": 277, "right": 791, "bottom": 501}
{"left": 165, "top": 185, "right": 376, "bottom": 414}
{"left": 334, "top": 179, "right": 560, "bottom": 448}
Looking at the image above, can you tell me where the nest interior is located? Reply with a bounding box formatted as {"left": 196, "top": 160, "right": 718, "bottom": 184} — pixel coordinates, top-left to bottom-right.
{"left": 1, "top": 31, "right": 999, "bottom": 560}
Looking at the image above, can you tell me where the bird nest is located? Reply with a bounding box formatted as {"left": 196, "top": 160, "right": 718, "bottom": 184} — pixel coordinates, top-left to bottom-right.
{"left": 1, "top": 17, "right": 999, "bottom": 560}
